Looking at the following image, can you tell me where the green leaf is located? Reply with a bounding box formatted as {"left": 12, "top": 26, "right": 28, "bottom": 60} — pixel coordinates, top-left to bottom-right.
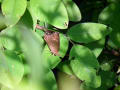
{"left": 85, "top": 38, "right": 105, "bottom": 57}
{"left": 8, "top": 70, "right": 57, "bottom": 90}
{"left": 0, "top": 26, "right": 21, "bottom": 51}
{"left": 100, "top": 61, "right": 113, "bottom": 71}
{"left": 30, "top": 0, "right": 69, "bottom": 29}
{"left": 27, "top": 1, "right": 37, "bottom": 30}
{"left": 0, "top": 50, "right": 24, "bottom": 88}
{"left": 42, "top": 45, "right": 61, "bottom": 69}
{"left": 1, "top": 0, "right": 27, "bottom": 26}
{"left": 118, "top": 75, "right": 120, "bottom": 83}
{"left": 80, "top": 83, "right": 105, "bottom": 90}
{"left": 0, "top": 12, "right": 6, "bottom": 31}
{"left": 62, "top": 0, "right": 81, "bottom": 21}
{"left": 67, "top": 23, "right": 112, "bottom": 43}
{"left": 57, "top": 61, "right": 73, "bottom": 75}
{"left": 19, "top": 9, "right": 33, "bottom": 30}
{"left": 99, "top": 3, "right": 120, "bottom": 48}
{"left": 59, "top": 33, "right": 69, "bottom": 58}
{"left": 35, "top": 29, "right": 44, "bottom": 37}
{"left": 43, "top": 70, "right": 58, "bottom": 90}
{"left": 1, "top": 86, "right": 10, "bottom": 90}
{"left": 108, "top": 39, "right": 119, "bottom": 49}
{"left": 34, "top": 31, "right": 44, "bottom": 45}
{"left": 0, "top": 9, "right": 35, "bottom": 51}
{"left": 81, "top": 71, "right": 116, "bottom": 90}
{"left": 80, "top": 83, "right": 95, "bottom": 90}
{"left": 69, "top": 45, "right": 101, "bottom": 88}
{"left": 98, "top": 71, "right": 116, "bottom": 89}
{"left": 1, "top": 80, "right": 45, "bottom": 90}
{"left": 2, "top": 69, "right": 57, "bottom": 90}
{"left": 70, "top": 60, "right": 101, "bottom": 88}
{"left": 107, "top": 0, "right": 120, "bottom": 3}
{"left": 69, "top": 45, "right": 99, "bottom": 69}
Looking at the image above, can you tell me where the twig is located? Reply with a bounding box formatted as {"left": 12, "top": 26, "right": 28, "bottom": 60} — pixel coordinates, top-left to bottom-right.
{"left": 36, "top": 24, "right": 47, "bottom": 31}
{"left": 64, "top": 34, "right": 75, "bottom": 45}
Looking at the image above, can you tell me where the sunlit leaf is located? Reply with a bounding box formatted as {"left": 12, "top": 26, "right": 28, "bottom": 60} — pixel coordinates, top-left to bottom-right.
{"left": 85, "top": 38, "right": 105, "bottom": 57}
{"left": 80, "top": 71, "right": 116, "bottom": 90}
{"left": 0, "top": 26, "right": 21, "bottom": 51}
{"left": 69, "top": 45, "right": 99, "bottom": 69}
{"left": 35, "top": 29, "right": 44, "bottom": 37}
{"left": 43, "top": 70, "right": 58, "bottom": 90}
{"left": 69, "top": 45, "right": 100, "bottom": 87}
{"left": 62, "top": 0, "right": 81, "bottom": 21}
{"left": 57, "top": 61, "right": 73, "bottom": 75}
{"left": 1, "top": 80, "right": 45, "bottom": 90}
{"left": 0, "top": 50, "right": 24, "bottom": 88}
{"left": 80, "top": 83, "right": 102, "bottom": 90}
{"left": 30, "top": 0, "right": 69, "bottom": 29}
{"left": 20, "top": 9, "right": 33, "bottom": 30}
{"left": 70, "top": 60, "right": 101, "bottom": 88}
{"left": 27, "top": 1, "right": 37, "bottom": 30}
{"left": 67, "top": 23, "right": 112, "bottom": 43}
{"left": 1, "top": 0, "right": 27, "bottom": 26}
{"left": 2, "top": 70, "right": 57, "bottom": 90}
{"left": 59, "top": 33, "right": 69, "bottom": 58}
{"left": 42, "top": 45, "right": 61, "bottom": 69}
{"left": 0, "top": 12, "right": 6, "bottom": 31}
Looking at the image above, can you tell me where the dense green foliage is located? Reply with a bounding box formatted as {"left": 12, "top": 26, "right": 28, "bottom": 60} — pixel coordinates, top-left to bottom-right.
{"left": 0, "top": 0, "right": 120, "bottom": 90}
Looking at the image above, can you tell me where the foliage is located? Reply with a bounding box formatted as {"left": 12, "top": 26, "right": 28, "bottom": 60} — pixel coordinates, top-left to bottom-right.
{"left": 0, "top": 0, "right": 120, "bottom": 90}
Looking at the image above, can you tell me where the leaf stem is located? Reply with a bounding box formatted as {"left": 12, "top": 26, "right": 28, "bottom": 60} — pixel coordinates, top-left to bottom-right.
{"left": 36, "top": 24, "right": 47, "bottom": 31}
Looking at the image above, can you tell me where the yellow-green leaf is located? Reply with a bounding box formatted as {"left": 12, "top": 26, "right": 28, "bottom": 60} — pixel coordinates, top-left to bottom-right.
{"left": 67, "top": 23, "right": 112, "bottom": 43}
{"left": 1, "top": 0, "right": 27, "bottom": 26}
{"left": 30, "top": 0, "right": 69, "bottom": 29}
{"left": 62, "top": 0, "right": 81, "bottom": 21}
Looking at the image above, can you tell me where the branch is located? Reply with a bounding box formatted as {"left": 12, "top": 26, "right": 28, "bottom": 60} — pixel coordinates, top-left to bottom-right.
{"left": 36, "top": 24, "right": 48, "bottom": 31}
